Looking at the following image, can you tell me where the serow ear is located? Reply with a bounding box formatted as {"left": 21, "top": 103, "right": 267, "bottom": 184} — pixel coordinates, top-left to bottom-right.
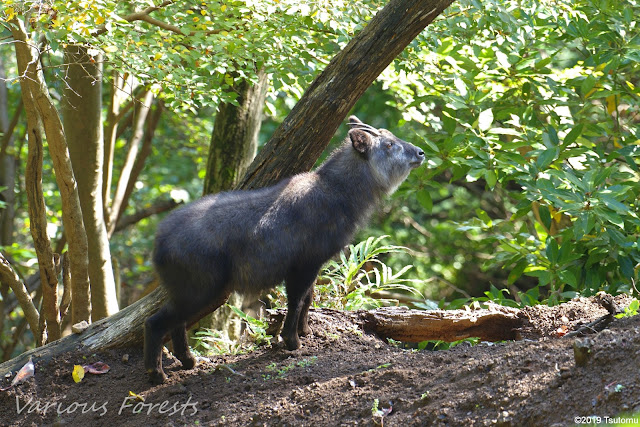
{"left": 349, "top": 129, "right": 372, "bottom": 154}
{"left": 348, "top": 115, "right": 364, "bottom": 128}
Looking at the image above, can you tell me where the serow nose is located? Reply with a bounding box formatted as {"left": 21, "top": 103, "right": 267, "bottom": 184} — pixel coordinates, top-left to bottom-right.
{"left": 417, "top": 150, "right": 425, "bottom": 157}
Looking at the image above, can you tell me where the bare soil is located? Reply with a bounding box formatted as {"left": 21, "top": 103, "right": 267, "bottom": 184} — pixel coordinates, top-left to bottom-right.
{"left": 1, "top": 295, "right": 639, "bottom": 426}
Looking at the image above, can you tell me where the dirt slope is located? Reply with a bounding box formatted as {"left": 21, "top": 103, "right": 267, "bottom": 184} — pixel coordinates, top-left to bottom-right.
{"left": 1, "top": 295, "right": 639, "bottom": 426}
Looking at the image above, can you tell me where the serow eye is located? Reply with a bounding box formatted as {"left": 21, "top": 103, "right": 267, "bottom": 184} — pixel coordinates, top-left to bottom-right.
{"left": 386, "top": 142, "right": 393, "bottom": 149}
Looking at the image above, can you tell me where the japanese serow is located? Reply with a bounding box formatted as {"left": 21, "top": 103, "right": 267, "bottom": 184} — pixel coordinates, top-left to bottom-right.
{"left": 144, "top": 116, "right": 424, "bottom": 383}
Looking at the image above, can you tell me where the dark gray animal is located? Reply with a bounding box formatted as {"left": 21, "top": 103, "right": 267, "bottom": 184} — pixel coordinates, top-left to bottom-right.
{"left": 144, "top": 116, "right": 424, "bottom": 384}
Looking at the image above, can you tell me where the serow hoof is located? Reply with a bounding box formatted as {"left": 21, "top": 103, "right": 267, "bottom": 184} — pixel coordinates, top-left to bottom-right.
{"left": 179, "top": 355, "right": 196, "bottom": 370}
{"left": 283, "top": 335, "right": 301, "bottom": 351}
{"left": 148, "top": 369, "right": 168, "bottom": 385}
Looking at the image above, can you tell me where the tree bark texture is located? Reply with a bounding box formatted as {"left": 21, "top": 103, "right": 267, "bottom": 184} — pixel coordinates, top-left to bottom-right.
{"left": 63, "top": 45, "right": 119, "bottom": 321}
{"left": 267, "top": 306, "right": 523, "bottom": 343}
{"left": 11, "top": 20, "right": 92, "bottom": 325}
{"left": 238, "top": 0, "right": 455, "bottom": 190}
{"left": 0, "top": 56, "right": 18, "bottom": 246}
{"left": 14, "top": 65, "right": 59, "bottom": 343}
{"left": 204, "top": 69, "right": 269, "bottom": 195}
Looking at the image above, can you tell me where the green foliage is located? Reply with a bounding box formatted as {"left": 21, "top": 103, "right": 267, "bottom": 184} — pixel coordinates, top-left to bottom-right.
{"left": 3, "top": 0, "right": 384, "bottom": 111}
{"left": 615, "top": 299, "right": 639, "bottom": 318}
{"left": 192, "top": 304, "right": 272, "bottom": 355}
{"left": 368, "top": 0, "right": 640, "bottom": 305}
{"left": 316, "top": 236, "right": 422, "bottom": 310}
{"left": 423, "top": 337, "right": 480, "bottom": 351}
{"left": 262, "top": 356, "right": 317, "bottom": 380}
{"left": 192, "top": 328, "right": 244, "bottom": 356}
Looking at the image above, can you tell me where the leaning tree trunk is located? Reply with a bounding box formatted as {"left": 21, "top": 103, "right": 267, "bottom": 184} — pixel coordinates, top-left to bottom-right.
{"left": 0, "top": 0, "right": 455, "bottom": 373}
{"left": 198, "top": 69, "right": 269, "bottom": 342}
{"left": 237, "top": 0, "right": 454, "bottom": 189}
{"left": 63, "top": 45, "right": 120, "bottom": 321}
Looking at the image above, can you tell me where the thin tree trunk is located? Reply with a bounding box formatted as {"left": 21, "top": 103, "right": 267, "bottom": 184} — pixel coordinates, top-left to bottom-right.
{"left": 20, "top": 94, "right": 58, "bottom": 343}
{"left": 102, "top": 75, "right": 138, "bottom": 223}
{"left": 12, "top": 43, "right": 60, "bottom": 342}
{"left": 0, "top": 56, "right": 18, "bottom": 247}
{"left": 0, "top": 253, "right": 40, "bottom": 344}
{"left": 63, "top": 45, "right": 119, "bottom": 321}
{"left": 113, "top": 100, "right": 162, "bottom": 230}
{"left": 107, "top": 90, "right": 154, "bottom": 236}
{"left": 11, "top": 19, "right": 92, "bottom": 324}
{"left": 203, "top": 70, "right": 268, "bottom": 194}
{"left": 102, "top": 72, "right": 124, "bottom": 223}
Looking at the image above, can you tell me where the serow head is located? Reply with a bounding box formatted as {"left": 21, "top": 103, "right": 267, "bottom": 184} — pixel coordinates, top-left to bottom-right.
{"left": 347, "top": 115, "right": 424, "bottom": 194}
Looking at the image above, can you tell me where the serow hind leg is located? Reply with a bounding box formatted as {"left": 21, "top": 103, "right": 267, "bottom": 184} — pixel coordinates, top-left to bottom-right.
{"left": 170, "top": 322, "right": 196, "bottom": 370}
{"left": 282, "top": 267, "right": 319, "bottom": 350}
{"left": 144, "top": 304, "right": 179, "bottom": 384}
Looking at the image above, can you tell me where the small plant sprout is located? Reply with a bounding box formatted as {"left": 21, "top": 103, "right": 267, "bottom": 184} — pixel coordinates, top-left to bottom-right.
{"left": 371, "top": 399, "right": 393, "bottom": 425}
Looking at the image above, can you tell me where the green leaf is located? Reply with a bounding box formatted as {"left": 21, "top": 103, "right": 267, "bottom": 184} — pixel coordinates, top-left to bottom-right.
{"left": 537, "top": 204, "right": 552, "bottom": 231}
{"left": 574, "top": 212, "right": 595, "bottom": 239}
{"left": 442, "top": 114, "right": 457, "bottom": 136}
{"left": 594, "top": 206, "right": 625, "bottom": 228}
{"left": 416, "top": 189, "right": 433, "bottom": 213}
{"left": 476, "top": 209, "right": 492, "bottom": 226}
{"left": 485, "top": 169, "right": 497, "bottom": 189}
{"left": 563, "top": 124, "right": 584, "bottom": 146}
{"left": 607, "top": 227, "right": 631, "bottom": 247}
{"left": 558, "top": 270, "right": 577, "bottom": 288}
{"left": 617, "top": 145, "right": 640, "bottom": 157}
{"left": 545, "top": 238, "right": 559, "bottom": 264}
{"left": 536, "top": 147, "right": 559, "bottom": 169}
{"left": 598, "top": 195, "right": 628, "bottom": 213}
{"left": 581, "top": 75, "right": 596, "bottom": 97}
{"left": 618, "top": 255, "right": 634, "bottom": 278}
{"left": 508, "top": 259, "right": 528, "bottom": 284}
{"left": 527, "top": 270, "right": 552, "bottom": 286}
{"left": 546, "top": 126, "right": 559, "bottom": 147}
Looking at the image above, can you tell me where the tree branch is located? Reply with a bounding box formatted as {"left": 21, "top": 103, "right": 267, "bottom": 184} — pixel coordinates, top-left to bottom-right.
{"left": 93, "top": 1, "right": 219, "bottom": 38}
{"left": 0, "top": 99, "right": 23, "bottom": 159}
{"left": 114, "top": 199, "right": 180, "bottom": 233}
{"left": 113, "top": 100, "right": 163, "bottom": 230}
{"left": 0, "top": 252, "right": 39, "bottom": 339}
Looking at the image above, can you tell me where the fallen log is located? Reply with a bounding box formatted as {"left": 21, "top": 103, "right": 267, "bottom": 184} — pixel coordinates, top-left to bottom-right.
{"left": 267, "top": 305, "right": 523, "bottom": 344}
{"left": 358, "top": 306, "right": 522, "bottom": 342}
{"left": 0, "top": 288, "right": 167, "bottom": 375}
